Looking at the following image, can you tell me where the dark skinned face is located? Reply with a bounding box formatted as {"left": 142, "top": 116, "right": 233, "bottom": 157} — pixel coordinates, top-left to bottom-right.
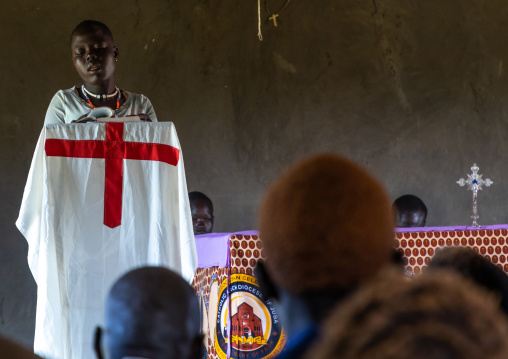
{"left": 71, "top": 25, "right": 118, "bottom": 92}
{"left": 397, "top": 210, "right": 426, "bottom": 228}
{"left": 190, "top": 200, "right": 214, "bottom": 235}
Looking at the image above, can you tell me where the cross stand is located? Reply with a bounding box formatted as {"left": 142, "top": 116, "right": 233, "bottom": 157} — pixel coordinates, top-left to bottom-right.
{"left": 456, "top": 163, "right": 493, "bottom": 228}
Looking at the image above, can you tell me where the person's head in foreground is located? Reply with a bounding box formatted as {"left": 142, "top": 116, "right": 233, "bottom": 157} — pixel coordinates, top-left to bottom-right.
{"left": 0, "top": 335, "right": 42, "bottom": 359}
{"left": 95, "top": 267, "right": 202, "bottom": 359}
{"left": 393, "top": 194, "right": 427, "bottom": 227}
{"left": 427, "top": 246, "right": 508, "bottom": 317}
{"left": 255, "top": 153, "right": 395, "bottom": 353}
{"left": 189, "top": 191, "right": 214, "bottom": 235}
{"left": 307, "top": 272, "right": 508, "bottom": 359}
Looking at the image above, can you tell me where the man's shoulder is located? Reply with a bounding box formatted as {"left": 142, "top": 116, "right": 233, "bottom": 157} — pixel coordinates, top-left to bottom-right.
{"left": 277, "top": 325, "right": 320, "bottom": 359}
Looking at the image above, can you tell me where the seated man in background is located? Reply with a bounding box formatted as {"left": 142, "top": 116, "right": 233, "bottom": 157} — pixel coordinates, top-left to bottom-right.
{"left": 94, "top": 267, "right": 202, "bottom": 359}
{"left": 189, "top": 191, "right": 214, "bottom": 235}
{"left": 307, "top": 272, "right": 508, "bottom": 359}
{"left": 255, "top": 153, "right": 396, "bottom": 359}
{"left": 427, "top": 246, "right": 508, "bottom": 317}
{"left": 393, "top": 194, "right": 427, "bottom": 227}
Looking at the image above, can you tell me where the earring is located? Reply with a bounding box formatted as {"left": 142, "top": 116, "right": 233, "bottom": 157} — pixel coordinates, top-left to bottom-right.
{"left": 115, "top": 58, "right": 118, "bottom": 62}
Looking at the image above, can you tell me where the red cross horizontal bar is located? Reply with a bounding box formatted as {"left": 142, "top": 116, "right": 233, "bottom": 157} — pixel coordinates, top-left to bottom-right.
{"left": 44, "top": 140, "right": 180, "bottom": 165}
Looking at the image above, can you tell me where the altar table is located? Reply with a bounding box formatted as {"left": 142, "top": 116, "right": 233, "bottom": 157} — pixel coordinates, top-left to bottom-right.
{"left": 192, "top": 225, "right": 508, "bottom": 358}
{"left": 394, "top": 225, "right": 508, "bottom": 275}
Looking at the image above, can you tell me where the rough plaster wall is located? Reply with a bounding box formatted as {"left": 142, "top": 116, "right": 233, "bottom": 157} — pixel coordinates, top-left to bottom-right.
{"left": 2, "top": 0, "right": 508, "bottom": 347}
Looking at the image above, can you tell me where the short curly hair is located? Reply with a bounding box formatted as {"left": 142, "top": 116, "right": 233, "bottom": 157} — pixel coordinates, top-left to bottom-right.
{"left": 308, "top": 272, "right": 508, "bottom": 359}
{"left": 70, "top": 20, "right": 114, "bottom": 44}
{"left": 258, "top": 153, "right": 394, "bottom": 294}
{"left": 427, "top": 246, "right": 508, "bottom": 316}
{"left": 188, "top": 191, "right": 214, "bottom": 212}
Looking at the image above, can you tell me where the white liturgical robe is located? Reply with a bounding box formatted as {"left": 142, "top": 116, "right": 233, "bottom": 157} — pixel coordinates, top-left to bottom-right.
{"left": 16, "top": 122, "right": 198, "bottom": 359}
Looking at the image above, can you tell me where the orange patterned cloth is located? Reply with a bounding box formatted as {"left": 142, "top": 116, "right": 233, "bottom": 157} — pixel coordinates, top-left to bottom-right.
{"left": 193, "top": 228, "right": 508, "bottom": 358}
{"left": 395, "top": 228, "right": 508, "bottom": 275}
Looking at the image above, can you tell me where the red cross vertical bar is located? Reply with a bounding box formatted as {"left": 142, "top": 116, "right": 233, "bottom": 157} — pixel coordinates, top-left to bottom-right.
{"left": 104, "top": 123, "right": 124, "bottom": 227}
{"left": 45, "top": 122, "right": 180, "bottom": 228}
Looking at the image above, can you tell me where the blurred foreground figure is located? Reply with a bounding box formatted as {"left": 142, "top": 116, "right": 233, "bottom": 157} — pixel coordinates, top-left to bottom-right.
{"left": 308, "top": 272, "right": 508, "bottom": 359}
{"left": 0, "top": 336, "right": 42, "bottom": 358}
{"left": 393, "top": 194, "right": 427, "bottom": 227}
{"left": 427, "top": 246, "right": 508, "bottom": 316}
{"left": 95, "top": 267, "right": 203, "bottom": 359}
{"left": 256, "top": 153, "right": 395, "bottom": 359}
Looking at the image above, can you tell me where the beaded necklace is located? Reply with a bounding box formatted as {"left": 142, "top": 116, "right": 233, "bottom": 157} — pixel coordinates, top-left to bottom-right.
{"left": 83, "top": 86, "right": 118, "bottom": 99}
{"left": 81, "top": 85, "right": 122, "bottom": 115}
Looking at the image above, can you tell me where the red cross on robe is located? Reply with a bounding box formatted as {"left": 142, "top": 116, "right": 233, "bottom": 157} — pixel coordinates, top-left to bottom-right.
{"left": 44, "top": 122, "right": 180, "bottom": 228}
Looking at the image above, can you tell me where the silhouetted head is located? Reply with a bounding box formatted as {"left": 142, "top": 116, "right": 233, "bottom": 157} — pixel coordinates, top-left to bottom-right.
{"left": 427, "top": 246, "right": 508, "bottom": 317}
{"left": 255, "top": 154, "right": 395, "bottom": 338}
{"left": 0, "top": 335, "right": 42, "bottom": 359}
{"left": 308, "top": 272, "right": 508, "bottom": 359}
{"left": 189, "top": 192, "right": 214, "bottom": 235}
{"left": 393, "top": 194, "right": 427, "bottom": 227}
{"left": 96, "top": 267, "right": 202, "bottom": 359}
{"left": 258, "top": 153, "right": 394, "bottom": 295}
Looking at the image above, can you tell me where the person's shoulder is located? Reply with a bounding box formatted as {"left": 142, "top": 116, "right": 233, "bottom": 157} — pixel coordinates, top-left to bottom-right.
{"left": 121, "top": 90, "right": 157, "bottom": 121}
{"left": 123, "top": 90, "right": 155, "bottom": 113}
{"left": 45, "top": 86, "right": 82, "bottom": 125}
{"left": 123, "top": 90, "right": 152, "bottom": 103}
{"left": 278, "top": 325, "right": 320, "bottom": 359}
{"left": 50, "top": 87, "right": 79, "bottom": 103}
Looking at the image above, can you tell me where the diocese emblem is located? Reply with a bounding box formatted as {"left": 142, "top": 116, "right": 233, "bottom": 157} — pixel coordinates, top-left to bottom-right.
{"left": 215, "top": 274, "right": 286, "bottom": 359}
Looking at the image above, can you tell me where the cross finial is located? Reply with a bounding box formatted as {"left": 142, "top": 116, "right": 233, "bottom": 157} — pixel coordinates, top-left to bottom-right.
{"left": 456, "top": 163, "right": 493, "bottom": 228}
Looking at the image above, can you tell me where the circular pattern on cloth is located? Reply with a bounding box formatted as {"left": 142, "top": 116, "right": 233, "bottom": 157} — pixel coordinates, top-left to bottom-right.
{"left": 395, "top": 231, "right": 508, "bottom": 275}
{"left": 193, "top": 231, "right": 508, "bottom": 358}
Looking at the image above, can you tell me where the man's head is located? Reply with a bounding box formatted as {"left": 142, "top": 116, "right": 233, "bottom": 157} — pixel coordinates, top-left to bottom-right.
{"left": 308, "top": 272, "right": 508, "bottom": 359}
{"left": 257, "top": 153, "right": 394, "bottom": 297}
{"left": 96, "top": 267, "right": 202, "bottom": 359}
{"left": 189, "top": 192, "right": 214, "bottom": 235}
{"left": 393, "top": 194, "right": 427, "bottom": 227}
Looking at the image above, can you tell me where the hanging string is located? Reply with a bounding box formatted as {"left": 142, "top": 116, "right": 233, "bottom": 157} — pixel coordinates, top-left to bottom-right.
{"left": 266, "top": 0, "right": 291, "bottom": 27}
{"left": 258, "top": 0, "right": 263, "bottom": 41}
{"left": 265, "top": 0, "right": 291, "bottom": 17}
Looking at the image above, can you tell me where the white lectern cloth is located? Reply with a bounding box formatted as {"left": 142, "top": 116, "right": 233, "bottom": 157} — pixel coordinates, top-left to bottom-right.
{"left": 16, "top": 122, "right": 197, "bottom": 359}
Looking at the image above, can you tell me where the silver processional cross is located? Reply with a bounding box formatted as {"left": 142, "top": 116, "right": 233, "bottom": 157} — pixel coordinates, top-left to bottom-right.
{"left": 456, "top": 163, "right": 493, "bottom": 228}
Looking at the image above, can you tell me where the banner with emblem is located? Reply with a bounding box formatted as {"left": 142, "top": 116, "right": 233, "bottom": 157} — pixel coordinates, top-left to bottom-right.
{"left": 192, "top": 232, "right": 287, "bottom": 359}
